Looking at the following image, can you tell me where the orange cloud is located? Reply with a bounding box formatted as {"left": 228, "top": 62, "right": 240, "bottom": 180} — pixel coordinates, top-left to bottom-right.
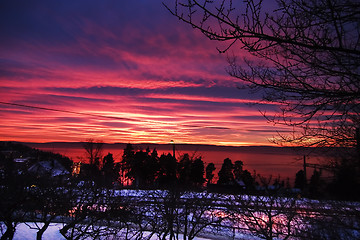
{"left": 0, "top": 0, "right": 291, "bottom": 146}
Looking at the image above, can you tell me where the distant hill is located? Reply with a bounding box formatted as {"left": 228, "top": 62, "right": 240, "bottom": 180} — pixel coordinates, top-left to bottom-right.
{"left": 0, "top": 141, "right": 73, "bottom": 171}
{"left": 21, "top": 141, "right": 326, "bottom": 156}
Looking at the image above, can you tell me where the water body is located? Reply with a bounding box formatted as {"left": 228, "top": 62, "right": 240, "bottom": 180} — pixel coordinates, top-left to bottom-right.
{"left": 26, "top": 142, "right": 327, "bottom": 183}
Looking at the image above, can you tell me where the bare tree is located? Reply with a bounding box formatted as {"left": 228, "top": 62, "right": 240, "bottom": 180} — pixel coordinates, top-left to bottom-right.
{"left": 25, "top": 179, "right": 70, "bottom": 240}
{"left": 0, "top": 156, "right": 29, "bottom": 240}
{"left": 59, "top": 180, "right": 111, "bottom": 240}
{"left": 164, "top": 0, "right": 360, "bottom": 148}
{"left": 220, "top": 173, "right": 304, "bottom": 240}
{"left": 229, "top": 193, "right": 301, "bottom": 240}
{"left": 299, "top": 199, "right": 360, "bottom": 240}
{"left": 205, "top": 163, "right": 216, "bottom": 185}
{"left": 177, "top": 192, "right": 226, "bottom": 240}
{"left": 83, "top": 139, "right": 103, "bottom": 166}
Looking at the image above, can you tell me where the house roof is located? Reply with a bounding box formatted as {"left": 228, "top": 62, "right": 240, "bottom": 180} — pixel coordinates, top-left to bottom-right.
{"left": 28, "top": 159, "right": 69, "bottom": 177}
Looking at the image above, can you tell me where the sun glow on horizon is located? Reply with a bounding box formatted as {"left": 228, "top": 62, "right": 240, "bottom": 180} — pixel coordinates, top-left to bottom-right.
{"left": 0, "top": 0, "right": 291, "bottom": 146}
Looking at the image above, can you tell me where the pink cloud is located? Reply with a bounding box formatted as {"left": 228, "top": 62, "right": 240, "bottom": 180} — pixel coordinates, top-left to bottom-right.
{"left": 0, "top": 1, "right": 291, "bottom": 146}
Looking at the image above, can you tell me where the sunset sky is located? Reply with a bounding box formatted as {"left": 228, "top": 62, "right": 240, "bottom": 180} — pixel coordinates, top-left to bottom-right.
{"left": 0, "top": 0, "right": 291, "bottom": 146}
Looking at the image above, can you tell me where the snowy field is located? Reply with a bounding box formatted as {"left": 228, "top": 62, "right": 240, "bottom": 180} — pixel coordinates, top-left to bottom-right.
{"left": 14, "top": 223, "right": 65, "bottom": 240}
{"left": 11, "top": 222, "right": 264, "bottom": 240}
{"left": 13, "top": 223, "right": 220, "bottom": 240}
{"left": 4, "top": 190, "right": 359, "bottom": 240}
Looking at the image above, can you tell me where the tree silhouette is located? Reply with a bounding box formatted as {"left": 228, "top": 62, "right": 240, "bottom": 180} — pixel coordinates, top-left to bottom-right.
{"left": 165, "top": 0, "right": 360, "bottom": 148}
{"left": 233, "top": 160, "right": 244, "bottom": 181}
{"left": 0, "top": 155, "right": 28, "bottom": 240}
{"left": 241, "top": 169, "right": 255, "bottom": 192}
{"left": 101, "top": 153, "right": 120, "bottom": 187}
{"left": 309, "top": 169, "right": 322, "bottom": 198}
{"left": 228, "top": 188, "right": 300, "bottom": 240}
{"left": 205, "top": 162, "right": 216, "bottom": 185}
{"left": 157, "top": 153, "right": 177, "bottom": 188}
{"left": 178, "top": 154, "right": 192, "bottom": 186}
{"left": 177, "top": 154, "right": 205, "bottom": 189}
{"left": 133, "top": 150, "right": 149, "bottom": 188}
{"left": 217, "top": 158, "right": 234, "bottom": 185}
{"left": 189, "top": 157, "right": 205, "bottom": 188}
{"left": 121, "top": 143, "right": 136, "bottom": 186}
{"left": 294, "top": 170, "right": 306, "bottom": 191}
{"left": 83, "top": 138, "right": 103, "bottom": 166}
{"left": 26, "top": 178, "right": 70, "bottom": 240}
{"left": 330, "top": 158, "right": 360, "bottom": 200}
{"left": 142, "top": 148, "right": 159, "bottom": 187}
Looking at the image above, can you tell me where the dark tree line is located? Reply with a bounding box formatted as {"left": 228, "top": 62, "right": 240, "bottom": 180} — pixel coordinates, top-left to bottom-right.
{"left": 77, "top": 152, "right": 120, "bottom": 188}
{"left": 121, "top": 143, "right": 207, "bottom": 190}
{"left": 293, "top": 164, "right": 360, "bottom": 200}
{"left": 82, "top": 141, "right": 360, "bottom": 200}
{"left": 1, "top": 142, "right": 359, "bottom": 240}
{"left": 118, "top": 143, "right": 258, "bottom": 192}
{"left": 216, "top": 158, "right": 255, "bottom": 191}
{"left": 78, "top": 142, "right": 258, "bottom": 192}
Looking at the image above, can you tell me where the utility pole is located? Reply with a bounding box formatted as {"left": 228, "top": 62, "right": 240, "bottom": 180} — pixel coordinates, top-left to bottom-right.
{"left": 170, "top": 140, "right": 175, "bottom": 159}
{"left": 303, "top": 155, "right": 307, "bottom": 186}
{"left": 356, "top": 128, "right": 360, "bottom": 161}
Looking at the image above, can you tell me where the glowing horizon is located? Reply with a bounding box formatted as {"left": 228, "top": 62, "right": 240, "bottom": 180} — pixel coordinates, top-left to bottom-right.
{"left": 0, "top": 0, "right": 290, "bottom": 146}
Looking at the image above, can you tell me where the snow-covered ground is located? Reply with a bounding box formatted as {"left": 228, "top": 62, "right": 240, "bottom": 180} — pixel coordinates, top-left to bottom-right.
{"left": 14, "top": 223, "right": 65, "bottom": 240}
{"left": 13, "top": 223, "right": 219, "bottom": 240}
{"left": 5, "top": 190, "right": 359, "bottom": 240}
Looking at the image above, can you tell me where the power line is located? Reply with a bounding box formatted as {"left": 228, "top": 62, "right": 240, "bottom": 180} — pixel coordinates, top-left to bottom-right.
{"left": 0, "top": 100, "right": 247, "bottom": 132}
{"left": 0, "top": 101, "right": 170, "bottom": 125}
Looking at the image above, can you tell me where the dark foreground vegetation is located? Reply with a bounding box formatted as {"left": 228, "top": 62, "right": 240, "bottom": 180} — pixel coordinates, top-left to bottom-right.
{"left": 1, "top": 141, "right": 360, "bottom": 240}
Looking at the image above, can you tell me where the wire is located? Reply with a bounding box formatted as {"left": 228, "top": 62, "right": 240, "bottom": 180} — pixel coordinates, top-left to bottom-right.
{"left": 0, "top": 101, "right": 172, "bottom": 125}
